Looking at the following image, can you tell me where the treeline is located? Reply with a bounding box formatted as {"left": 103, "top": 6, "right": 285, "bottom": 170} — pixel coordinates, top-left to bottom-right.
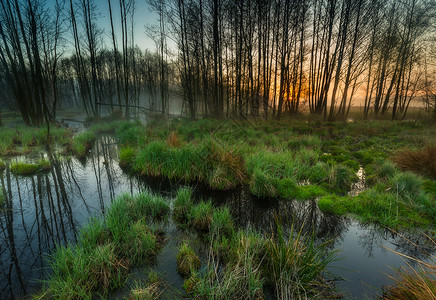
{"left": 169, "top": 0, "right": 436, "bottom": 120}
{"left": 0, "top": 0, "right": 435, "bottom": 126}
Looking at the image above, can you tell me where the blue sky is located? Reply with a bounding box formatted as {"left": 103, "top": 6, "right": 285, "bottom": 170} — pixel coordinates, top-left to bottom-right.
{"left": 94, "top": 0, "right": 158, "bottom": 50}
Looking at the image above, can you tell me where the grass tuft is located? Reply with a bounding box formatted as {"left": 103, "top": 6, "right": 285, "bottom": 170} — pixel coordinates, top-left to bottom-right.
{"left": 173, "top": 187, "right": 193, "bottom": 225}
{"left": 0, "top": 159, "right": 5, "bottom": 171}
{"left": 393, "top": 146, "right": 436, "bottom": 179}
{"left": 119, "top": 147, "right": 136, "bottom": 169}
{"left": 210, "top": 207, "right": 234, "bottom": 237}
{"left": 10, "top": 159, "right": 51, "bottom": 175}
{"left": 72, "top": 131, "right": 95, "bottom": 158}
{"left": 189, "top": 201, "right": 213, "bottom": 232}
{"left": 177, "top": 241, "right": 201, "bottom": 277}
{"left": 167, "top": 131, "right": 181, "bottom": 147}
{"left": 266, "top": 221, "right": 338, "bottom": 299}
{"left": 382, "top": 236, "right": 436, "bottom": 300}
{"left": 41, "top": 191, "right": 168, "bottom": 298}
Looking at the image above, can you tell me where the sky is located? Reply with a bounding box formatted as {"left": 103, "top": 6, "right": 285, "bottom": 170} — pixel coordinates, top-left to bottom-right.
{"left": 47, "top": 0, "right": 162, "bottom": 53}
{"left": 94, "top": 0, "right": 158, "bottom": 51}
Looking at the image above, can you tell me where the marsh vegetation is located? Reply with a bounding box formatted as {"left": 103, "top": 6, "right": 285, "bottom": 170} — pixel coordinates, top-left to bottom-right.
{"left": 0, "top": 116, "right": 435, "bottom": 299}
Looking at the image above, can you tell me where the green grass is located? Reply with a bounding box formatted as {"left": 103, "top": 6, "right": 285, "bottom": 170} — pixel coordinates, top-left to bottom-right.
{"left": 0, "top": 127, "right": 72, "bottom": 157}
{"left": 132, "top": 138, "right": 246, "bottom": 190}
{"left": 189, "top": 200, "right": 213, "bottom": 232}
{"left": 41, "top": 191, "right": 169, "bottom": 298}
{"left": 265, "top": 222, "right": 338, "bottom": 299}
{"left": 173, "top": 187, "right": 194, "bottom": 225}
{"left": 105, "top": 117, "right": 436, "bottom": 230}
{"left": 318, "top": 172, "right": 436, "bottom": 228}
{"left": 119, "top": 146, "right": 136, "bottom": 169}
{"left": 71, "top": 131, "right": 96, "bottom": 158}
{"left": 10, "top": 159, "right": 51, "bottom": 175}
{"left": 210, "top": 207, "right": 234, "bottom": 237}
{"left": 0, "top": 159, "right": 5, "bottom": 171}
{"left": 177, "top": 241, "right": 201, "bottom": 277}
{"left": 0, "top": 128, "right": 17, "bottom": 155}
{"left": 186, "top": 231, "right": 265, "bottom": 300}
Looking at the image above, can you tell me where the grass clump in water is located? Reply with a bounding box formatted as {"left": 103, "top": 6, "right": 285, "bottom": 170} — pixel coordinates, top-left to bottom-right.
{"left": 41, "top": 191, "right": 169, "bottom": 298}
{"left": 173, "top": 187, "right": 193, "bottom": 225}
{"left": 71, "top": 131, "right": 95, "bottom": 158}
{"left": 265, "top": 222, "right": 338, "bottom": 299}
{"left": 132, "top": 139, "right": 246, "bottom": 190}
{"left": 46, "top": 243, "right": 128, "bottom": 298}
{"left": 177, "top": 241, "right": 201, "bottom": 277}
{"left": 129, "top": 271, "right": 163, "bottom": 300}
{"left": 119, "top": 146, "right": 136, "bottom": 169}
{"left": 210, "top": 207, "right": 234, "bottom": 237}
{"left": 186, "top": 232, "right": 265, "bottom": 300}
{"left": 0, "top": 159, "right": 5, "bottom": 171}
{"left": 135, "top": 191, "right": 171, "bottom": 221}
{"left": 10, "top": 159, "right": 51, "bottom": 175}
{"left": 189, "top": 201, "right": 213, "bottom": 232}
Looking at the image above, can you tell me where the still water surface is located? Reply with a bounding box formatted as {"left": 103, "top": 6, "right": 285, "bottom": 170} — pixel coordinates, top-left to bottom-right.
{"left": 0, "top": 136, "right": 431, "bottom": 299}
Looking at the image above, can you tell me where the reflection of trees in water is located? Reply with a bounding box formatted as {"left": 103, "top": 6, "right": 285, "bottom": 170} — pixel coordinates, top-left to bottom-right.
{"left": 217, "top": 188, "right": 348, "bottom": 247}
{"left": 0, "top": 158, "right": 79, "bottom": 298}
{"left": 1, "top": 137, "right": 434, "bottom": 299}
{"left": 357, "top": 223, "right": 436, "bottom": 261}
{"left": 0, "top": 138, "right": 146, "bottom": 298}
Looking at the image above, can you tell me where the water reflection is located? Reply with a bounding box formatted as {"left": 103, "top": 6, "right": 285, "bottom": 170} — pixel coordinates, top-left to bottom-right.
{"left": 0, "top": 136, "right": 434, "bottom": 299}
{"left": 0, "top": 137, "right": 145, "bottom": 299}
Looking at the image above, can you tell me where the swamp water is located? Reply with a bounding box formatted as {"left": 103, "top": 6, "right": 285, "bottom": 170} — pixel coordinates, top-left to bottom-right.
{"left": 0, "top": 136, "right": 433, "bottom": 299}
